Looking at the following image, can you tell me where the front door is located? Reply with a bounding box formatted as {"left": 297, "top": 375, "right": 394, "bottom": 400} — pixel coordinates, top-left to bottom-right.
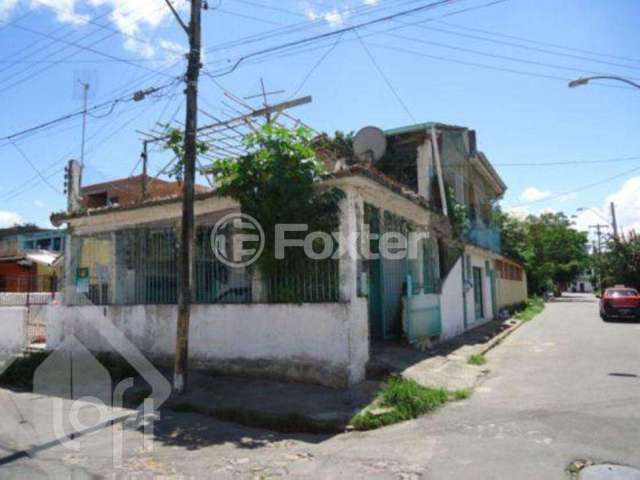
{"left": 473, "top": 267, "right": 484, "bottom": 320}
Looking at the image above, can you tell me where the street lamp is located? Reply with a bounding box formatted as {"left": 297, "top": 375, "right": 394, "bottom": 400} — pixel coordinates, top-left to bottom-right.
{"left": 568, "top": 76, "right": 640, "bottom": 90}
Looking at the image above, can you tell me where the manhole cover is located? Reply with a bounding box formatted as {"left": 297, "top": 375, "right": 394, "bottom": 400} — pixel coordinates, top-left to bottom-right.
{"left": 580, "top": 464, "right": 640, "bottom": 480}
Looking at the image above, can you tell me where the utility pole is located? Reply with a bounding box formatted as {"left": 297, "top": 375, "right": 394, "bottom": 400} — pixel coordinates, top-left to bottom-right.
{"left": 141, "top": 140, "right": 148, "bottom": 200}
{"left": 589, "top": 224, "right": 609, "bottom": 292}
{"left": 163, "top": 0, "right": 203, "bottom": 394}
{"left": 610, "top": 202, "right": 619, "bottom": 240}
{"left": 79, "top": 81, "right": 90, "bottom": 180}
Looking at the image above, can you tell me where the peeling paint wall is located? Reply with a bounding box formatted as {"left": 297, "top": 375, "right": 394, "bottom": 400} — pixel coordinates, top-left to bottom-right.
{"left": 46, "top": 300, "right": 369, "bottom": 388}
{"left": 0, "top": 307, "right": 27, "bottom": 353}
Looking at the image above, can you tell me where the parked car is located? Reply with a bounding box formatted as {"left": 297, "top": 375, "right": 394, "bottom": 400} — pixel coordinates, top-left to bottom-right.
{"left": 600, "top": 286, "right": 640, "bottom": 321}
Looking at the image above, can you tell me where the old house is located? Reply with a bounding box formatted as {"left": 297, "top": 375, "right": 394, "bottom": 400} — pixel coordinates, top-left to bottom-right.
{"left": 49, "top": 122, "right": 527, "bottom": 388}
{"left": 0, "top": 226, "right": 64, "bottom": 293}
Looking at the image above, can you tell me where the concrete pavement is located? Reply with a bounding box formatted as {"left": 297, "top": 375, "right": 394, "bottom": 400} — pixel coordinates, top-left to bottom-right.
{"left": 1, "top": 293, "right": 639, "bottom": 479}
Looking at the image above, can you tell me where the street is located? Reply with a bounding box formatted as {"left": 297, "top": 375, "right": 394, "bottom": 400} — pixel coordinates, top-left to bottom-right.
{"left": 1, "top": 293, "right": 639, "bottom": 479}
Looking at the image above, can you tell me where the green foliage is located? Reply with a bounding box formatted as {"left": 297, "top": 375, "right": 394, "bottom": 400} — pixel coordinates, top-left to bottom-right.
{"left": 210, "top": 124, "right": 344, "bottom": 276}
{"left": 452, "top": 388, "right": 472, "bottom": 400}
{"left": 446, "top": 187, "right": 468, "bottom": 239}
{"left": 161, "top": 125, "right": 210, "bottom": 179}
{"left": 514, "top": 296, "right": 545, "bottom": 321}
{"left": 493, "top": 209, "right": 589, "bottom": 294}
{"left": 598, "top": 233, "right": 640, "bottom": 290}
{"left": 312, "top": 130, "right": 355, "bottom": 163}
{"left": 467, "top": 354, "right": 487, "bottom": 366}
{"left": 350, "top": 378, "right": 449, "bottom": 430}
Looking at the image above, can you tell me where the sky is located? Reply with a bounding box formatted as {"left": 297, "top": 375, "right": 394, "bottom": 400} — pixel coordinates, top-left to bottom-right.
{"left": 0, "top": 0, "right": 639, "bottom": 241}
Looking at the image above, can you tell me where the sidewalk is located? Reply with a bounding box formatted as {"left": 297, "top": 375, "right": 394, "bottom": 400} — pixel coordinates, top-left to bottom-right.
{"left": 369, "top": 317, "right": 523, "bottom": 391}
{"left": 163, "top": 372, "right": 381, "bottom": 434}
{"left": 153, "top": 317, "right": 524, "bottom": 434}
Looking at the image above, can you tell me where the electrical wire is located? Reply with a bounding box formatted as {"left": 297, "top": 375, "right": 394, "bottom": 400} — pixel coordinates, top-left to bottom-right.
{"left": 204, "top": 0, "right": 466, "bottom": 76}
{"left": 511, "top": 164, "right": 640, "bottom": 208}
{"left": 355, "top": 30, "right": 417, "bottom": 123}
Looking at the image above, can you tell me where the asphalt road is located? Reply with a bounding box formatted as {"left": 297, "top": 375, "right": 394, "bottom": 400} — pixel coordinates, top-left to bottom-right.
{"left": 1, "top": 293, "right": 639, "bottom": 479}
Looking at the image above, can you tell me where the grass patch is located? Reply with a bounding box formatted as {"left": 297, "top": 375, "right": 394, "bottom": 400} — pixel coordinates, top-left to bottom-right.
{"left": 451, "top": 388, "right": 472, "bottom": 400}
{"left": 467, "top": 354, "right": 487, "bottom": 366}
{"left": 514, "top": 296, "right": 545, "bottom": 321}
{"left": 350, "top": 378, "right": 449, "bottom": 430}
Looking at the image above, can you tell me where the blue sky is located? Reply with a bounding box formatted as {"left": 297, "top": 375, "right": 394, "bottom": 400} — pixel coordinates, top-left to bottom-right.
{"left": 0, "top": 0, "right": 639, "bottom": 237}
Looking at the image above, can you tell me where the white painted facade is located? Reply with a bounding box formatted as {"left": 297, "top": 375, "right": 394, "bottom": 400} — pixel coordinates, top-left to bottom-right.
{"left": 439, "top": 258, "right": 466, "bottom": 340}
{"left": 47, "top": 300, "right": 368, "bottom": 388}
{"left": 462, "top": 246, "right": 497, "bottom": 329}
{"left": 0, "top": 307, "right": 27, "bottom": 354}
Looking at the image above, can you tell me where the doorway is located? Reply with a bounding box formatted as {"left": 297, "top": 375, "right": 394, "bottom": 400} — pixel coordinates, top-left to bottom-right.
{"left": 473, "top": 266, "right": 484, "bottom": 320}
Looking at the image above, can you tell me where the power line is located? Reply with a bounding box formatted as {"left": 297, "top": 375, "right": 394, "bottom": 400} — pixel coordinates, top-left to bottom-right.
{"left": 0, "top": 80, "right": 179, "bottom": 146}
{"left": 290, "top": 33, "right": 344, "bottom": 98}
{"left": 366, "top": 42, "right": 636, "bottom": 90}
{"left": 383, "top": 29, "right": 640, "bottom": 83}
{"left": 8, "top": 140, "right": 63, "bottom": 196}
{"left": 512, "top": 164, "right": 640, "bottom": 209}
{"left": 205, "top": 0, "right": 466, "bottom": 77}
{"left": 8, "top": 22, "right": 178, "bottom": 78}
{"left": 436, "top": 20, "right": 640, "bottom": 66}
{"left": 411, "top": 24, "right": 640, "bottom": 73}
{"left": 202, "top": 0, "right": 513, "bottom": 78}
{"left": 355, "top": 31, "right": 417, "bottom": 123}
{"left": 494, "top": 155, "right": 640, "bottom": 167}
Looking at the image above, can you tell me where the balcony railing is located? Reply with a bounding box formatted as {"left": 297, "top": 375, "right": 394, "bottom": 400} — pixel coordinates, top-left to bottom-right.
{"left": 463, "top": 221, "right": 501, "bottom": 253}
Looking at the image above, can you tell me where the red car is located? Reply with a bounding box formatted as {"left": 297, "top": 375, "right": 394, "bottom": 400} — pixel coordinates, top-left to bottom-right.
{"left": 600, "top": 286, "right": 640, "bottom": 321}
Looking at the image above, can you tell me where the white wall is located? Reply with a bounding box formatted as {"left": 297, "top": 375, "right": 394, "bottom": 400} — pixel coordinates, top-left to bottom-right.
{"left": 47, "top": 300, "right": 369, "bottom": 388}
{"left": 0, "top": 292, "right": 61, "bottom": 306}
{"left": 440, "top": 258, "right": 466, "bottom": 340}
{"left": 463, "top": 249, "right": 495, "bottom": 329}
{"left": 0, "top": 307, "right": 27, "bottom": 354}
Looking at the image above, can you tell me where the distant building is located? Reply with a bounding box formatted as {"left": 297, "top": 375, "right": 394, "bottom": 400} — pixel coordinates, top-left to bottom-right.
{"left": 81, "top": 174, "right": 211, "bottom": 208}
{"left": 570, "top": 270, "right": 595, "bottom": 293}
{"left": 0, "top": 226, "right": 64, "bottom": 291}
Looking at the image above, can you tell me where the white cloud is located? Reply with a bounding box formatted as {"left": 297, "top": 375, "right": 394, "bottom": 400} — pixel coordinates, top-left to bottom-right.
{"left": 557, "top": 192, "right": 577, "bottom": 202}
{"left": 0, "top": 210, "right": 22, "bottom": 228}
{"left": 363, "top": 0, "right": 379, "bottom": 4}
{"left": 571, "top": 177, "right": 640, "bottom": 239}
{"left": 0, "top": 0, "right": 19, "bottom": 21}
{"left": 305, "top": 5, "right": 350, "bottom": 28}
{"left": 1, "top": 0, "right": 188, "bottom": 57}
{"left": 519, "top": 187, "right": 552, "bottom": 203}
{"left": 606, "top": 176, "right": 640, "bottom": 235}
{"left": 31, "top": 0, "right": 89, "bottom": 24}
{"left": 506, "top": 206, "right": 529, "bottom": 220}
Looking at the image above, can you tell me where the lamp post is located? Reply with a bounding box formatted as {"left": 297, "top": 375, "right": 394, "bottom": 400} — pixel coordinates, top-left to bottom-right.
{"left": 568, "top": 76, "right": 640, "bottom": 90}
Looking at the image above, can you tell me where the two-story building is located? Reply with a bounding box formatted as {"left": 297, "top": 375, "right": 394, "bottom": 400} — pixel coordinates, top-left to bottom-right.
{"left": 50, "top": 122, "right": 527, "bottom": 388}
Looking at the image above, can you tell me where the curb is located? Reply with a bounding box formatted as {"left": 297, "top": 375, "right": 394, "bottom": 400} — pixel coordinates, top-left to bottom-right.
{"left": 479, "top": 319, "right": 526, "bottom": 356}
{"left": 165, "top": 399, "right": 349, "bottom": 434}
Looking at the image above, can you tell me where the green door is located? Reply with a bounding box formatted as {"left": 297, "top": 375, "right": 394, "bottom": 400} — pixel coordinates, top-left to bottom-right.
{"left": 366, "top": 205, "right": 384, "bottom": 339}
{"left": 473, "top": 267, "right": 484, "bottom": 320}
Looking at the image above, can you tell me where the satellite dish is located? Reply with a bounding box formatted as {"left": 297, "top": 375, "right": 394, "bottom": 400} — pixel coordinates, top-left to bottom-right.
{"left": 353, "top": 126, "right": 387, "bottom": 163}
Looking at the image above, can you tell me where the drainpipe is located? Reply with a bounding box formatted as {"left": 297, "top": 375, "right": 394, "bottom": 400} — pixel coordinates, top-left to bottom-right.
{"left": 430, "top": 126, "right": 448, "bottom": 217}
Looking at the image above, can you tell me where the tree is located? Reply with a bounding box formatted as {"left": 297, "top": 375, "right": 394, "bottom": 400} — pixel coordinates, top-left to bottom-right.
{"left": 598, "top": 232, "right": 640, "bottom": 290}
{"left": 495, "top": 210, "right": 590, "bottom": 295}
{"left": 208, "top": 124, "right": 343, "bottom": 275}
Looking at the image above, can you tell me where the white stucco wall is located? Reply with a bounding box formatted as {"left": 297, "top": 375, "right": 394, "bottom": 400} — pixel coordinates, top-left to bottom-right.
{"left": 0, "top": 307, "right": 28, "bottom": 353}
{"left": 464, "top": 248, "right": 496, "bottom": 328}
{"left": 440, "top": 258, "right": 466, "bottom": 340}
{"left": 47, "top": 301, "right": 369, "bottom": 388}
